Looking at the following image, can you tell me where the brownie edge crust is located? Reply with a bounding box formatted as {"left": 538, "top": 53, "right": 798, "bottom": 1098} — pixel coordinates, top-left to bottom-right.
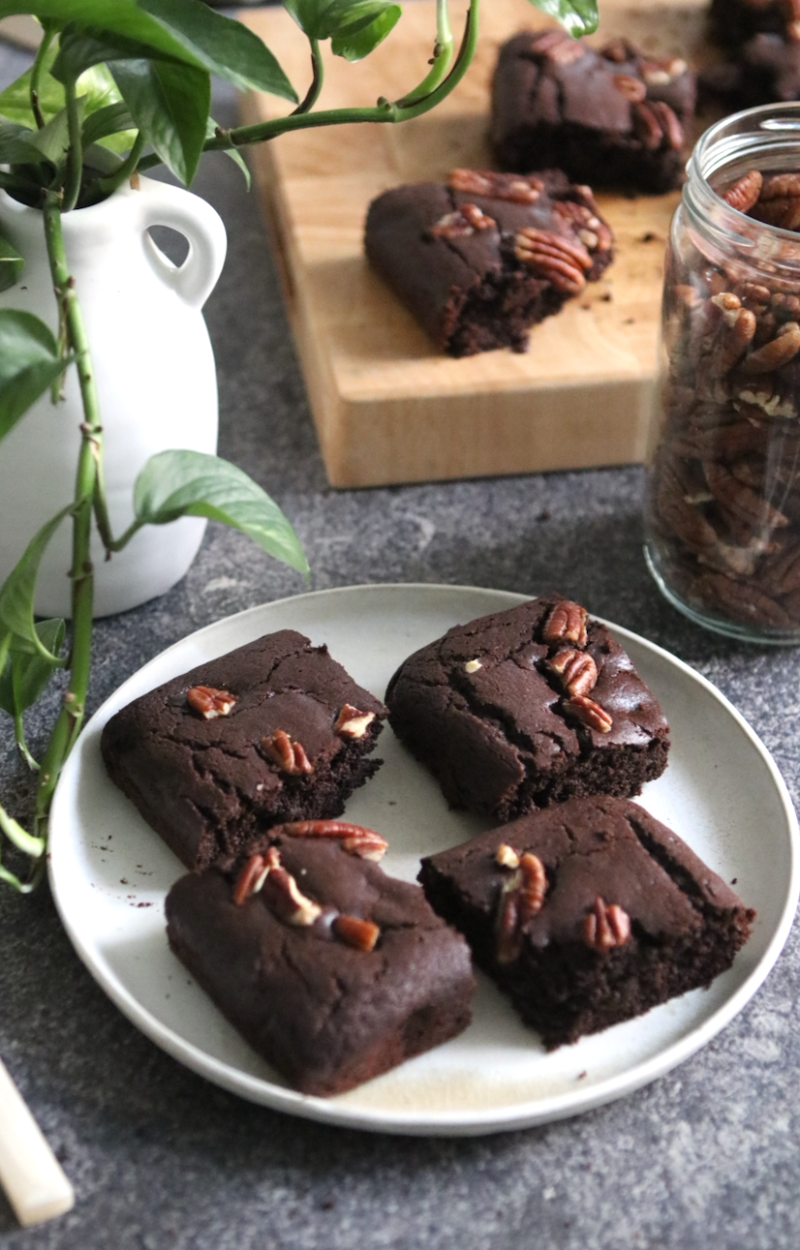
{"left": 385, "top": 594, "right": 670, "bottom": 822}
{"left": 418, "top": 796, "right": 755, "bottom": 1049}
{"left": 166, "top": 833, "right": 476, "bottom": 1096}
{"left": 101, "top": 630, "right": 387, "bottom": 870}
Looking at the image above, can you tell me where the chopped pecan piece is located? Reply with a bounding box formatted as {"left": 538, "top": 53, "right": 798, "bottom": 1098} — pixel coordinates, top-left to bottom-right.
{"left": 262, "top": 855, "right": 322, "bottom": 926}
{"left": 632, "top": 100, "right": 683, "bottom": 151}
{"left": 514, "top": 228, "right": 592, "bottom": 293}
{"left": 495, "top": 843, "right": 521, "bottom": 870}
{"left": 232, "top": 846, "right": 281, "bottom": 905}
{"left": 547, "top": 648, "right": 598, "bottom": 697}
{"left": 333, "top": 703, "right": 376, "bottom": 739}
{"left": 542, "top": 599, "right": 588, "bottom": 646}
{"left": 186, "top": 685, "right": 237, "bottom": 719}
{"left": 517, "top": 852, "right": 548, "bottom": 924}
{"left": 332, "top": 913, "right": 380, "bottom": 952}
{"left": 494, "top": 851, "right": 548, "bottom": 962}
{"left": 565, "top": 694, "right": 613, "bottom": 733}
{"left": 641, "top": 56, "right": 687, "bottom": 85}
{"left": 613, "top": 73, "right": 647, "bottom": 102}
{"left": 430, "top": 204, "right": 496, "bottom": 239}
{"left": 583, "top": 895, "right": 631, "bottom": 950}
{"left": 277, "top": 819, "right": 388, "bottom": 861}
{"left": 261, "top": 728, "right": 314, "bottom": 775}
{"left": 232, "top": 851, "right": 269, "bottom": 905}
{"left": 496, "top": 888, "right": 523, "bottom": 965}
{"left": 448, "top": 168, "right": 543, "bottom": 203}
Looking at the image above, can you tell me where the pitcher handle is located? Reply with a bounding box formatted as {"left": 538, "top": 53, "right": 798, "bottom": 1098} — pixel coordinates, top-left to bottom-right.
{"left": 136, "top": 178, "right": 227, "bottom": 309}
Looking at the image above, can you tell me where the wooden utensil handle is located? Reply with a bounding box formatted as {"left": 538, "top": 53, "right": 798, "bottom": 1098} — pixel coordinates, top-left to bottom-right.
{"left": 0, "top": 1058, "right": 74, "bottom": 1226}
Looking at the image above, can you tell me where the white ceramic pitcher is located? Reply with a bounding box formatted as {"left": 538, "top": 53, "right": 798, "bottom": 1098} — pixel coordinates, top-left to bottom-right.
{"left": 0, "top": 176, "right": 227, "bottom": 618}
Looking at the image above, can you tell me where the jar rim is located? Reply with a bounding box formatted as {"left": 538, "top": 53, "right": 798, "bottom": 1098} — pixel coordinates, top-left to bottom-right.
{"left": 684, "top": 102, "right": 800, "bottom": 262}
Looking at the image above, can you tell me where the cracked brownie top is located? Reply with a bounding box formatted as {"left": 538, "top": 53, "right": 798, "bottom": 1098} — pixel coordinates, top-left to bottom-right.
{"left": 166, "top": 831, "right": 476, "bottom": 1096}
{"left": 101, "top": 629, "right": 387, "bottom": 870}
{"left": 385, "top": 595, "right": 670, "bottom": 821}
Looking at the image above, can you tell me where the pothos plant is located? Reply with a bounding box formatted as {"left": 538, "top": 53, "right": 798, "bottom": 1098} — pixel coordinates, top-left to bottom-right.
{"left": 0, "top": 0, "right": 597, "bottom": 892}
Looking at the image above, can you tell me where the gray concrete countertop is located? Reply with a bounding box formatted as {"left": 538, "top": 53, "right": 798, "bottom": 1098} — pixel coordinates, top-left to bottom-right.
{"left": 1, "top": 36, "right": 800, "bottom": 1250}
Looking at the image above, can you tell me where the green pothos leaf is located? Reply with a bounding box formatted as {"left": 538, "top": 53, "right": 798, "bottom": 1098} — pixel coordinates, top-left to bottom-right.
{"left": 134, "top": 450, "right": 309, "bottom": 575}
{"left": 111, "top": 57, "right": 210, "bottom": 187}
{"left": 0, "top": 40, "right": 135, "bottom": 152}
{"left": 0, "top": 504, "right": 73, "bottom": 656}
{"left": 331, "top": 2, "right": 402, "bottom": 61}
{"left": 0, "top": 233, "right": 24, "bottom": 294}
{"left": 0, "top": 618, "right": 66, "bottom": 721}
{"left": 528, "top": 0, "right": 598, "bottom": 36}
{"left": 0, "top": 310, "right": 73, "bottom": 442}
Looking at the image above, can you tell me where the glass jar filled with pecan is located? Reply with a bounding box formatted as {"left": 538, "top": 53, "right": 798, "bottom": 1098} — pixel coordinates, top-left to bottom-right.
{"left": 644, "top": 103, "right": 800, "bottom": 642}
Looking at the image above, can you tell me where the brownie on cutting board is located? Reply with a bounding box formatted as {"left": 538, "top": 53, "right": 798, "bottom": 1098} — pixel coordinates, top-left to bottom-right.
{"left": 491, "top": 29, "right": 696, "bottom": 193}
{"left": 364, "top": 167, "right": 613, "bottom": 357}
{"left": 101, "top": 630, "right": 387, "bottom": 870}
{"left": 419, "top": 795, "right": 755, "bottom": 1048}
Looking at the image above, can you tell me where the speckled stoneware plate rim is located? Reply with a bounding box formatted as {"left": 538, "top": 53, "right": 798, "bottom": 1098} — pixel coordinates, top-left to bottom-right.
{"left": 48, "top": 583, "right": 800, "bottom": 1136}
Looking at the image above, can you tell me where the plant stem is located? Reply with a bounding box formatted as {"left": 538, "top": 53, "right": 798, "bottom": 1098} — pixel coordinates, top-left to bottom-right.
{"left": 395, "top": 0, "right": 454, "bottom": 108}
{"left": 29, "top": 25, "right": 56, "bottom": 131}
{"left": 91, "top": 132, "right": 145, "bottom": 204}
{"left": 292, "top": 38, "right": 324, "bottom": 116}
{"left": 62, "top": 79, "right": 84, "bottom": 213}
{"left": 32, "top": 192, "right": 103, "bottom": 845}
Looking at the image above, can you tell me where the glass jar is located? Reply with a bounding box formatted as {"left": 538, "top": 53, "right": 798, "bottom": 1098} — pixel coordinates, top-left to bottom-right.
{"left": 644, "top": 103, "right": 800, "bottom": 643}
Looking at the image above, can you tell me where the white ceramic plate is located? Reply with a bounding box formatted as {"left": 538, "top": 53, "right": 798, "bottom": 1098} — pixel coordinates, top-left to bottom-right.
{"left": 49, "top": 584, "right": 800, "bottom": 1136}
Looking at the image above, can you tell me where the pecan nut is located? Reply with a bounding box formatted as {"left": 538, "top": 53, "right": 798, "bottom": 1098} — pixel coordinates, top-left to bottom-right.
{"left": 613, "top": 73, "right": 647, "bottom": 102}
{"left": 517, "top": 852, "right": 548, "bottom": 924}
{"left": 276, "top": 819, "right": 388, "bottom": 861}
{"left": 542, "top": 599, "right": 589, "bottom": 646}
{"left": 494, "top": 851, "right": 547, "bottom": 963}
{"left": 739, "top": 321, "right": 800, "bottom": 373}
{"left": 514, "top": 228, "right": 592, "bottom": 293}
{"left": 333, "top": 704, "right": 376, "bottom": 739}
{"left": 430, "top": 204, "right": 496, "bottom": 239}
{"left": 564, "top": 694, "right": 613, "bottom": 733}
{"left": 723, "top": 170, "right": 763, "bottom": 214}
{"left": 332, "top": 913, "right": 380, "bottom": 952}
{"left": 448, "top": 168, "right": 543, "bottom": 203}
{"left": 232, "top": 849, "right": 277, "bottom": 905}
{"left": 186, "top": 685, "right": 237, "bottom": 719}
{"left": 261, "top": 854, "right": 323, "bottom": 926}
{"left": 495, "top": 843, "right": 521, "bottom": 870}
{"left": 547, "top": 648, "right": 598, "bottom": 697}
{"left": 261, "top": 729, "right": 314, "bottom": 775}
{"left": 583, "top": 895, "right": 631, "bottom": 950}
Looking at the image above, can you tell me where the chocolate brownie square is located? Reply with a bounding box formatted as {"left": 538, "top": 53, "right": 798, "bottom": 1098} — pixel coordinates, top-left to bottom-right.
{"left": 364, "top": 168, "right": 613, "bottom": 357}
{"left": 166, "top": 827, "right": 476, "bottom": 1095}
{"left": 708, "top": 0, "right": 800, "bottom": 47}
{"left": 101, "top": 630, "right": 387, "bottom": 870}
{"left": 701, "top": 33, "right": 800, "bottom": 107}
{"left": 491, "top": 29, "right": 696, "bottom": 193}
{"left": 385, "top": 594, "right": 669, "bottom": 822}
{"left": 419, "top": 796, "right": 755, "bottom": 1048}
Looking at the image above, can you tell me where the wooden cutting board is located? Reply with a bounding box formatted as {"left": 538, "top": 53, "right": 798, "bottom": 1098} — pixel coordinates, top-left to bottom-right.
{"left": 240, "top": 0, "right": 711, "bottom": 487}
